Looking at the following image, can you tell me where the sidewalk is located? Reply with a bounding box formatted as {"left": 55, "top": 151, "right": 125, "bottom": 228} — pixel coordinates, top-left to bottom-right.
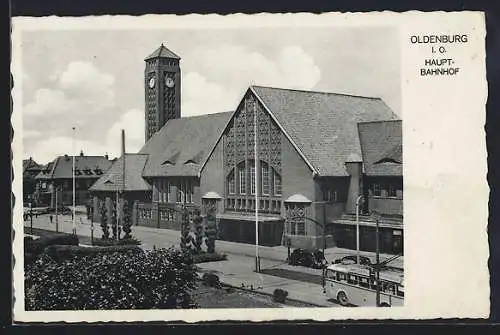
{"left": 23, "top": 212, "right": 404, "bottom": 269}
{"left": 195, "top": 254, "right": 338, "bottom": 307}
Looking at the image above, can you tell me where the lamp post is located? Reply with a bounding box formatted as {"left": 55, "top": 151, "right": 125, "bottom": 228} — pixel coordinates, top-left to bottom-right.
{"left": 72, "top": 126, "right": 76, "bottom": 235}
{"left": 371, "top": 210, "right": 382, "bottom": 307}
{"left": 253, "top": 100, "right": 260, "bottom": 273}
{"left": 355, "top": 195, "right": 363, "bottom": 265}
{"left": 29, "top": 198, "right": 33, "bottom": 235}
{"left": 55, "top": 185, "right": 59, "bottom": 233}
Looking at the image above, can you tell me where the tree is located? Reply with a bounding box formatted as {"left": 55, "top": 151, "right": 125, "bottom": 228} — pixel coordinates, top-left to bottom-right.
{"left": 192, "top": 209, "right": 203, "bottom": 255}
{"left": 110, "top": 201, "right": 118, "bottom": 240}
{"left": 180, "top": 207, "right": 193, "bottom": 252}
{"left": 122, "top": 199, "right": 132, "bottom": 239}
{"left": 99, "top": 200, "right": 109, "bottom": 240}
{"left": 204, "top": 207, "right": 217, "bottom": 254}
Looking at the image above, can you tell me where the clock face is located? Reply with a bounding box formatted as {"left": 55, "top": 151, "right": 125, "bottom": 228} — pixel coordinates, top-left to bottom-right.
{"left": 165, "top": 76, "right": 175, "bottom": 88}
{"left": 149, "top": 77, "right": 156, "bottom": 88}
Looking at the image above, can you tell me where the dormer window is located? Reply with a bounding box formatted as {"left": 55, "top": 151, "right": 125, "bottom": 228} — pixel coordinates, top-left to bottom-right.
{"left": 184, "top": 159, "right": 196, "bottom": 165}
{"left": 74, "top": 169, "right": 82, "bottom": 176}
{"left": 83, "top": 168, "right": 93, "bottom": 176}
{"left": 162, "top": 160, "right": 174, "bottom": 166}
{"left": 94, "top": 168, "right": 103, "bottom": 175}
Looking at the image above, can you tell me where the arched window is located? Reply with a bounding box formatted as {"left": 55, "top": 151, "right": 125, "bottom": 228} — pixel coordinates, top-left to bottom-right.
{"left": 227, "top": 170, "right": 235, "bottom": 194}
{"left": 226, "top": 161, "right": 282, "bottom": 214}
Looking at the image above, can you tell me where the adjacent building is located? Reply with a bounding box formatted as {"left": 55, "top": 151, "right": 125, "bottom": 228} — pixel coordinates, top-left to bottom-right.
{"left": 35, "top": 152, "right": 113, "bottom": 209}
{"left": 23, "top": 157, "right": 43, "bottom": 203}
{"left": 90, "top": 44, "right": 403, "bottom": 254}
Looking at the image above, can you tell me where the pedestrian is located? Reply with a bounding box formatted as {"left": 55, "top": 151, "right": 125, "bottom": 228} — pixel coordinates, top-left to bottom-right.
{"left": 49, "top": 215, "right": 53, "bottom": 224}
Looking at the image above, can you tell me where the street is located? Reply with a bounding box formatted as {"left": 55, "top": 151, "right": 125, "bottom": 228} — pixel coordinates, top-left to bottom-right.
{"left": 23, "top": 208, "right": 403, "bottom": 307}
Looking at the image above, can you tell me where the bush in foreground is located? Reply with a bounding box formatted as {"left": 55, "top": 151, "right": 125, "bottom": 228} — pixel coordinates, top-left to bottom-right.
{"left": 25, "top": 233, "right": 79, "bottom": 265}
{"left": 272, "top": 288, "right": 289, "bottom": 303}
{"left": 44, "top": 244, "right": 143, "bottom": 262}
{"left": 92, "top": 237, "right": 141, "bottom": 247}
{"left": 192, "top": 252, "right": 227, "bottom": 264}
{"left": 25, "top": 247, "right": 198, "bottom": 310}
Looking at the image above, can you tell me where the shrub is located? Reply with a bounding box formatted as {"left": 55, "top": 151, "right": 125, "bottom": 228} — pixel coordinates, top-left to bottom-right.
{"left": 204, "top": 207, "right": 217, "bottom": 254}
{"left": 121, "top": 200, "right": 132, "bottom": 239}
{"left": 192, "top": 209, "right": 203, "bottom": 254}
{"left": 193, "top": 252, "right": 227, "bottom": 264}
{"left": 99, "top": 200, "right": 109, "bottom": 240}
{"left": 25, "top": 233, "right": 79, "bottom": 259}
{"left": 273, "top": 288, "right": 289, "bottom": 303}
{"left": 92, "top": 237, "right": 141, "bottom": 247}
{"left": 25, "top": 247, "right": 198, "bottom": 310}
{"left": 201, "top": 273, "right": 221, "bottom": 288}
{"left": 44, "top": 244, "right": 143, "bottom": 262}
{"left": 180, "top": 207, "right": 192, "bottom": 251}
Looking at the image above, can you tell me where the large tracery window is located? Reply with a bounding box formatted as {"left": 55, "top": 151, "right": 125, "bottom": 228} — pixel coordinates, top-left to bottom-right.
{"left": 228, "top": 170, "right": 235, "bottom": 194}
{"left": 226, "top": 160, "right": 282, "bottom": 214}
{"left": 261, "top": 163, "right": 270, "bottom": 195}
{"left": 238, "top": 164, "right": 246, "bottom": 195}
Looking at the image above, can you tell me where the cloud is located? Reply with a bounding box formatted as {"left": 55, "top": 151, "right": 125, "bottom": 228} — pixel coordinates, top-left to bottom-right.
{"left": 182, "top": 72, "right": 239, "bottom": 117}
{"left": 182, "top": 45, "right": 321, "bottom": 116}
{"left": 23, "top": 61, "right": 115, "bottom": 117}
{"left": 23, "top": 129, "right": 42, "bottom": 139}
{"left": 25, "top": 109, "right": 145, "bottom": 164}
{"left": 105, "top": 109, "right": 144, "bottom": 155}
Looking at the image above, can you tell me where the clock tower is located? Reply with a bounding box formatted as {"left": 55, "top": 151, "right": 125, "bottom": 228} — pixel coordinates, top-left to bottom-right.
{"left": 144, "top": 43, "right": 181, "bottom": 142}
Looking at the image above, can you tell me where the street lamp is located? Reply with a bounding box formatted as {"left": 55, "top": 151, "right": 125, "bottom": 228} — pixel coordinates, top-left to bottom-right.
{"left": 371, "top": 210, "right": 382, "bottom": 307}
{"left": 72, "top": 126, "right": 76, "bottom": 235}
{"left": 29, "top": 197, "right": 33, "bottom": 235}
{"left": 355, "top": 195, "right": 363, "bottom": 265}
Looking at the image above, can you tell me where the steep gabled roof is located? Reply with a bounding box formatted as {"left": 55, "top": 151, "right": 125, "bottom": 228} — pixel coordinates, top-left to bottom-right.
{"left": 90, "top": 154, "right": 151, "bottom": 192}
{"left": 139, "top": 111, "right": 233, "bottom": 177}
{"left": 251, "top": 86, "right": 398, "bottom": 176}
{"left": 358, "top": 120, "right": 402, "bottom": 176}
{"left": 23, "top": 158, "right": 42, "bottom": 173}
{"left": 201, "top": 86, "right": 397, "bottom": 177}
{"left": 35, "top": 155, "right": 112, "bottom": 180}
{"left": 144, "top": 44, "right": 181, "bottom": 60}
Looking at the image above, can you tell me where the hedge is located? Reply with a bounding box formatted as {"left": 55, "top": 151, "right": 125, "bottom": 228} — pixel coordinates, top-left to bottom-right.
{"left": 92, "top": 237, "right": 141, "bottom": 247}
{"left": 44, "top": 244, "right": 143, "bottom": 262}
{"left": 25, "top": 233, "right": 79, "bottom": 263}
{"left": 25, "top": 247, "right": 198, "bottom": 310}
{"left": 192, "top": 252, "right": 227, "bottom": 264}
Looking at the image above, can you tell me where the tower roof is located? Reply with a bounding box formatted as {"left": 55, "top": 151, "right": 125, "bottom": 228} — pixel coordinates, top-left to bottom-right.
{"left": 144, "top": 43, "right": 181, "bottom": 60}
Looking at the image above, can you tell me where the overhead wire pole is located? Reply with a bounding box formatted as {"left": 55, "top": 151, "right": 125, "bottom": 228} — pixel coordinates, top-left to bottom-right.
{"left": 254, "top": 100, "right": 260, "bottom": 273}
{"left": 72, "top": 126, "right": 76, "bottom": 235}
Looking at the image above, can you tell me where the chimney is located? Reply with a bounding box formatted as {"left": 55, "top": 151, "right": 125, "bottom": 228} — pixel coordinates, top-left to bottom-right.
{"left": 80, "top": 150, "right": 84, "bottom": 157}
{"left": 345, "top": 153, "right": 363, "bottom": 215}
{"left": 105, "top": 152, "right": 109, "bottom": 160}
{"left": 121, "top": 129, "right": 126, "bottom": 156}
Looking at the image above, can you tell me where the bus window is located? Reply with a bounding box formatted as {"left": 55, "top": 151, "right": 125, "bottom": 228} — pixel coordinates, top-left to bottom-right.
{"left": 337, "top": 272, "right": 346, "bottom": 281}
{"left": 326, "top": 270, "right": 336, "bottom": 279}
{"left": 347, "top": 275, "right": 358, "bottom": 285}
{"left": 359, "top": 276, "right": 370, "bottom": 288}
{"left": 383, "top": 282, "right": 396, "bottom": 295}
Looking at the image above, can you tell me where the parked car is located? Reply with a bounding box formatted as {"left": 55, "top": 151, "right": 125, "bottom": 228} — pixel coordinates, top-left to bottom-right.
{"left": 333, "top": 255, "right": 372, "bottom": 266}
{"left": 288, "top": 248, "right": 326, "bottom": 269}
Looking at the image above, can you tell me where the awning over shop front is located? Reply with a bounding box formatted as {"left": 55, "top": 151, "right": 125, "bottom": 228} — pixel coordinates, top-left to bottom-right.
{"left": 218, "top": 212, "right": 283, "bottom": 222}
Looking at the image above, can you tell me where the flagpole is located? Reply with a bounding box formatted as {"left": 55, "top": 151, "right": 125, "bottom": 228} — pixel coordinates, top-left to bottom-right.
{"left": 72, "top": 126, "right": 76, "bottom": 235}
{"left": 254, "top": 101, "right": 260, "bottom": 273}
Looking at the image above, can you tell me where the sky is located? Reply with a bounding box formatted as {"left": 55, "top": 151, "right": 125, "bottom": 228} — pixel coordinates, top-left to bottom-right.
{"left": 20, "top": 26, "right": 400, "bottom": 165}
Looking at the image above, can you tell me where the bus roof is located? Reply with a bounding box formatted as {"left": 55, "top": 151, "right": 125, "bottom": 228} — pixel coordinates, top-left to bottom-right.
{"left": 327, "top": 263, "right": 404, "bottom": 285}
